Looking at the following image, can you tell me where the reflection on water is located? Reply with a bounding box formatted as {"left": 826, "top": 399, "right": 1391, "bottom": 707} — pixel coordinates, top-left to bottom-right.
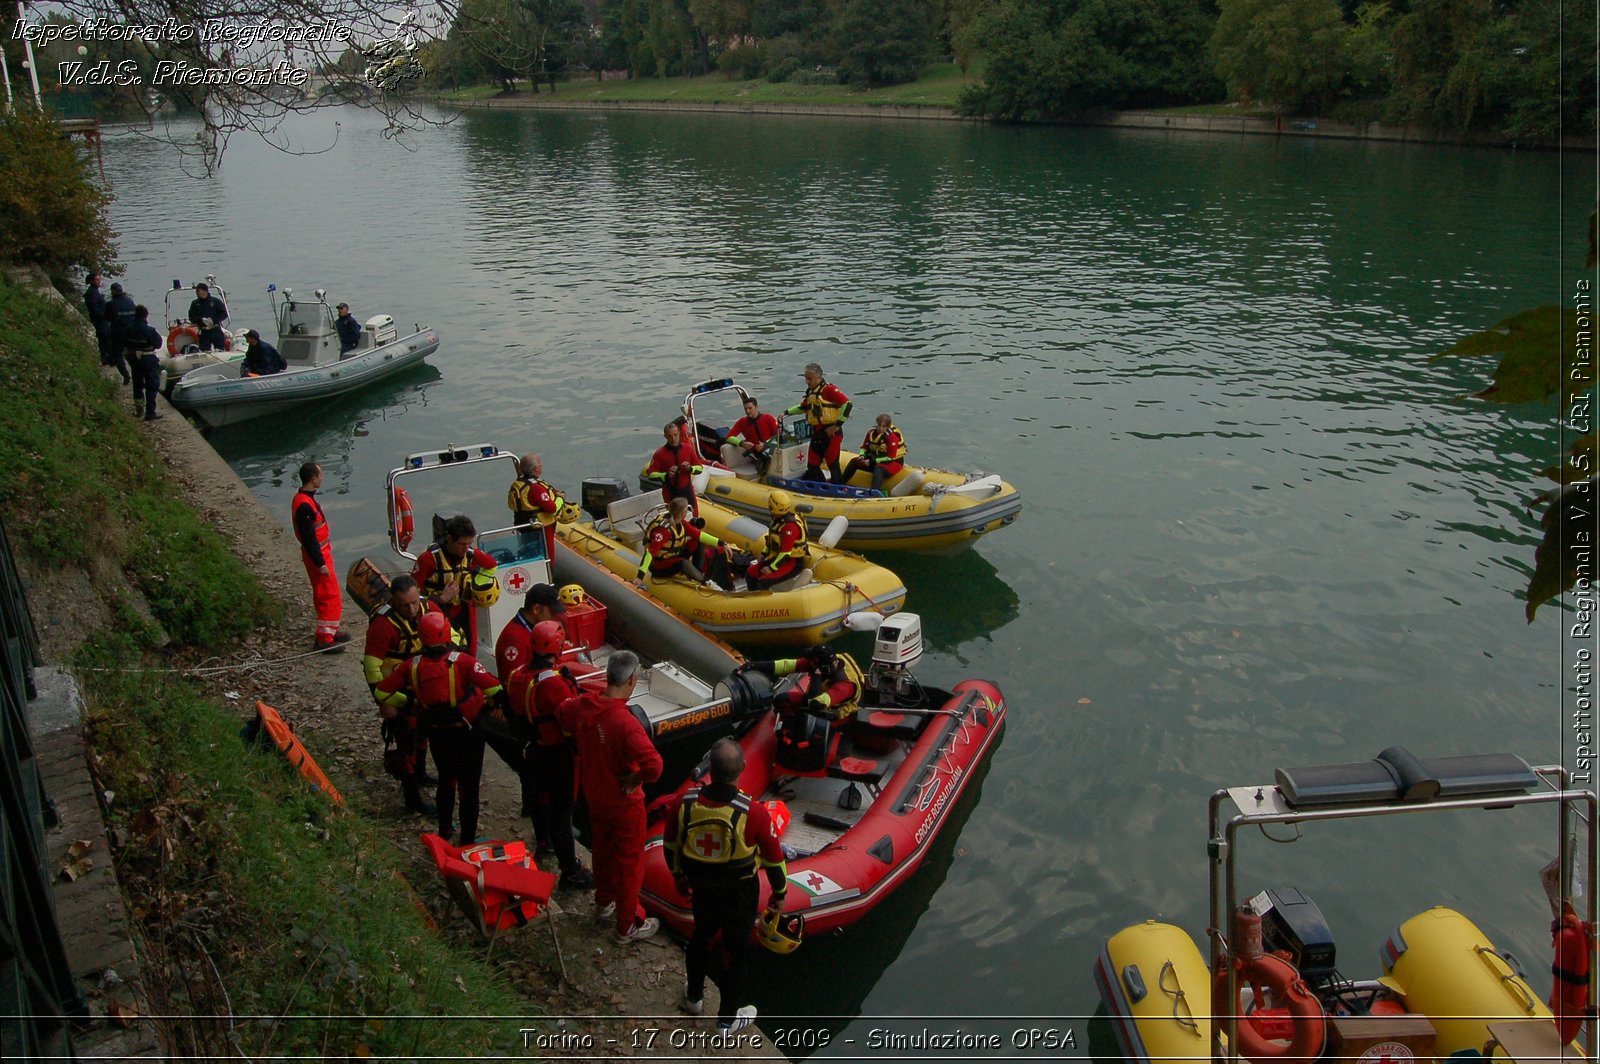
{"left": 886, "top": 550, "right": 1021, "bottom": 655}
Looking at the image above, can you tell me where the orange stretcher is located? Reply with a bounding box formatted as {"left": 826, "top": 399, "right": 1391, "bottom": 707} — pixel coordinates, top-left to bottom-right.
{"left": 254, "top": 702, "right": 344, "bottom": 805}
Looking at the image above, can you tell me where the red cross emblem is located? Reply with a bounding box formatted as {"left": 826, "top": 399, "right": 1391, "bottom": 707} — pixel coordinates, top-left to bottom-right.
{"left": 690, "top": 829, "right": 724, "bottom": 860}
{"left": 805, "top": 872, "right": 826, "bottom": 891}
{"left": 505, "top": 569, "right": 529, "bottom": 593}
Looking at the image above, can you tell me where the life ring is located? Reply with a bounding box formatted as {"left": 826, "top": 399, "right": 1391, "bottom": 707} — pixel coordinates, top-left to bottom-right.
{"left": 1212, "top": 954, "right": 1326, "bottom": 1063}
{"left": 1549, "top": 903, "right": 1594, "bottom": 1043}
{"left": 393, "top": 486, "right": 415, "bottom": 550}
{"left": 166, "top": 324, "right": 200, "bottom": 354}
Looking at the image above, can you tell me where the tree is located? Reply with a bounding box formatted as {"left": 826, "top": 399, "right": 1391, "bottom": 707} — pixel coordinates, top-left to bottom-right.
{"left": 0, "top": 108, "right": 120, "bottom": 278}
{"left": 836, "top": 0, "right": 932, "bottom": 87}
{"left": 1210, "top": 0, "right": 1349, "bottom": 113}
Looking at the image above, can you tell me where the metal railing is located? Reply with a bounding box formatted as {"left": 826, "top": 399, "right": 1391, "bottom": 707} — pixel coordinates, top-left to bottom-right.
{"left": 0, "top": 513, "right": 81, "bottom": 1058}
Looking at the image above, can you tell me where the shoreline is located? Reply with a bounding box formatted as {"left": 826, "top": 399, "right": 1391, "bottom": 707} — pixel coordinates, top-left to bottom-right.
{"left": 441, "top": 92, "right": 1594, "bottom": 150}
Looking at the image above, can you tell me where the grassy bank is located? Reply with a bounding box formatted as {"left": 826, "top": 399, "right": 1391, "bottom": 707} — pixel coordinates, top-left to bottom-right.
{"left": 0, "top": 273, "right": 535, "bottom": 1058}
{"left": 439, "top": 61, "right": 979, "bottom": 110}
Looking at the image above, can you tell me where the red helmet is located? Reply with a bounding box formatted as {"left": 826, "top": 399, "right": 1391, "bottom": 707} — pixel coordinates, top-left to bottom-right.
{"left": 419, "top": 611, "right": 452, "bottom": 648}
{"left": 532, "top": 620, "right": 565, "bottom": 656}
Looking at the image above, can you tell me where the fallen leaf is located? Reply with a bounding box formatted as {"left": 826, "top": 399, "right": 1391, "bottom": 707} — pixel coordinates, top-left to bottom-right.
{"left": 67, "top": 839, "right": 94, "bottom": 858}
{"left": 59, "top": 857, "right": 94, "bottom": 881}
{"left": 1077, "top": 697, "right": 1091, "bottom": 705}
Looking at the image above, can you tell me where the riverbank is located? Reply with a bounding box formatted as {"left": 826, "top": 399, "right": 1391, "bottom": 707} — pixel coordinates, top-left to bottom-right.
{"left": 440, "top": 84, "right": 1593, "bottom": 149}
{"left": 3, "top": 267, "right": 778, "bottom": 1060}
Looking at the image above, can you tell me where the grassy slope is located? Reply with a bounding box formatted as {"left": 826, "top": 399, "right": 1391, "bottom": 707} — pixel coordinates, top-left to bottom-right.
{"left": 440, "top": 61, "right": 981, "bottom": 109}
{"left": 0, "top": 273, "right": 535, "bottom": 1058}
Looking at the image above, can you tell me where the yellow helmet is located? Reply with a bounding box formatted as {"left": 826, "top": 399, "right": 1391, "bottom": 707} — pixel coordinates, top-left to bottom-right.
{"left": 557, "top": 502, "right": 582, "bottom": 524}
{"left": 756, "top": 908, "right": 804, "bottom": 954}
{"left": 768, "top": 490, "right": 795, "bottom": 516}
{"left": 466, "top": 569, "right": 501, "bottom": 607}
{"left": 558, "top": 583, "right": 587, "bottom": 607}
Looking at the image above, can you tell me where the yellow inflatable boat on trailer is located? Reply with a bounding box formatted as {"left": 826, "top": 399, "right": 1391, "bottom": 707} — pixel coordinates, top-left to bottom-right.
{"left": 1095, "top": 746, "right": 1596, "bottom": 1064}
{"left": 557, "top": 493, "right": 906, "bottom": 647}
{"left": 669, "top": 378, "right": 1022, "bottom": 552}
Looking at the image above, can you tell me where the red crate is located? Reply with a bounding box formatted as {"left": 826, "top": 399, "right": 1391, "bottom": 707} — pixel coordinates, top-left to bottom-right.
{"left": 563, "top": 600, "right": 608, "bottom": 653}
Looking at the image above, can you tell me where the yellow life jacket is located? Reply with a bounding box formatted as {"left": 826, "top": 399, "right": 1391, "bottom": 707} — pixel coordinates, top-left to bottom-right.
{"left": 507, "top": 477, "right": 564, "bottom": 526}
{"left": 762, "top": 513, "right": 810, "bottom": 567}
{"left": 645, "top": 513, "right": 691, "bottom": 561}
{"left": 802, "top": 381, "right": 845, "bottom": 427}
{"left": 865, "top": 425, "right": 907, "bottom": 462}
{"left": 670, "top": 790, "right": 758, "bottom": 876}
{"left": 832, "top": 653, "right": 866, "bottom": 718}
{"left": 422, "top": 545, "right": 473, "bottom": 603}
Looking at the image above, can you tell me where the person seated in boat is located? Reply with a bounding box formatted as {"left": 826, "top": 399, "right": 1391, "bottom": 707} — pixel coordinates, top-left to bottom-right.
{"left": 413, "top": 515, "right": 500, "bottom": 656}
{"left": 744, "top": 490, "right": 808, "bottom": 591}
{"left": 727, "top": 396, "right": 781, "bottom": 478}
{"left": 636, "top": 497, "right": 725, "bottom": 590}
{"left": 741, "top": 645, "right": 864, "bottom": 724}
{"left": 239, "top": 329, "right": 286, "bottom": 377}
{"left": 335, "top": 302, "right": 362, "bottom": 354}
{"left": 507, "top": 453, "right": 579, "bottom": 561}
{"left": 644, "top": 419, "right": 703, "bottom": 516}
{"left": 187, "top": 282, "right": 229, "bottom": 352}
{"left": 842, "top": 414, "right": 907, "bottom": 494}
{"left": 787, "top": 362, "right": 852, "bottom": 483}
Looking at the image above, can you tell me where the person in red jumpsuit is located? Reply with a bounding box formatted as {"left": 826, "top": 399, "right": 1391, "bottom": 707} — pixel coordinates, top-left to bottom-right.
{"left": 727, "top": 396, "right": 780, "bottom": 478}
{"left": 506, "top": 452, "right": 577, "bottom": 562}
{"left": 504, "top": 620, "right": 594, "bottom": 889}
{"left": 556, "top": 651, "right": 663, "bottom": 943}
{"left": 842, "top": 413, "right": 908, "bottom": 493}
{"left": 376, "top": 612, "right": 503, "bottom": 845}
{"left": 412, "top": 514, "right": 499, "bottom": 656}
{"left": 787, "top": 362, "right": 851, "bottom": 483}
{"left": 490, "top": 582, "right": 568, "bottom": 829}
{"left": 636, "top": 497, "right": 725, "bottom": 589}
{"left": 362, "top": 573, "right": 446, "bottom": 816}
{"left": 745, "top": 490, "right": 807, "bottom": 591}
{"left": 292, "top": 462, "right": 349, "bottom": 652}
{"left": 644, "top": 420, "right": 703, "bottom": 515}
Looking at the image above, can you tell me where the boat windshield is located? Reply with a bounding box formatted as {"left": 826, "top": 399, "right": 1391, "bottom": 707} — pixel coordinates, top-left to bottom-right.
{"left": 279, "top": 301, "right": 333, "bottom": 337}
{"left": 478, "top": 526, "right": 549, "bottom": 567}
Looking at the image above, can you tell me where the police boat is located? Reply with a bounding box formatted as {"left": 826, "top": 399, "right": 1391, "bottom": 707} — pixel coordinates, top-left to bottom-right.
{"left": 157, "top": 274, "right": 247, "bottom": 395}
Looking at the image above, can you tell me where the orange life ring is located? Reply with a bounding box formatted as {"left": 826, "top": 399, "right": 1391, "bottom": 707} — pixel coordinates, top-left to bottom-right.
{"left": 393, "top": 485, "right": 415, "bottom": 550}
{"left": 166, "top": 324, "right": 200, "bottom": 354}
{"left": 1212, "top": 954, "right": 1326, "bottom": 1063}
{"left": 1549, "top": 902, "right": 1594, "bottom": 1044}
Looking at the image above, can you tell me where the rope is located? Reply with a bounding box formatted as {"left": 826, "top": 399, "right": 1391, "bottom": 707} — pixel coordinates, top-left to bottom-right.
{"left": 820, "top": 579, "right": 892, "bottom": 616}
{"left": 76, "top": 645, "right": 341, "bottom": 677}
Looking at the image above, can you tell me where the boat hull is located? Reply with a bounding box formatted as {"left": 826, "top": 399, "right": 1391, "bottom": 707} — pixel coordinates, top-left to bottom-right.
{"left": 170, "top": 329, "right": 438, "bottom": 428}
{"left": 639, "top": 678, "right": 1006, "bottom": 940}
{"left": 1094, "top": 921, "right": 1212, "bottom": 1064}
{"left": 556, "top": 502, "right": 907, "bottom": 647}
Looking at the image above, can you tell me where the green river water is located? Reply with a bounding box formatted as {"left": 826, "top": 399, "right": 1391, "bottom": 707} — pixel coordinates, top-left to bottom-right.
{"left": 101, "top": 104, "right": 1594, "bottom": 1057}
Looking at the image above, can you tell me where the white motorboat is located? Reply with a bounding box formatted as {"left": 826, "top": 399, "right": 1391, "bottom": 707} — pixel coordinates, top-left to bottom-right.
{"left": 169, "top": 285, "right": 438, "bottom": 428}
{"left": 157, "top": 274, "right": 247, "bottom": 395}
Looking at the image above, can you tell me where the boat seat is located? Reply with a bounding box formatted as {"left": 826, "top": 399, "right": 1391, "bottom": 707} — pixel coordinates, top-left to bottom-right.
{"left": 767, "top": 569, "right": 813, "bottom": 593}
{"left": 828, "top": 756, "right": 886, "bottom": 786}
{"left": 719, "top": 443, "right": 758, "bottom": 478}
{"left": 855, "top": 710, "right": 921, "bottom": 741}
{"left": 606, "top": 492, "right": 662, "bottom": 548}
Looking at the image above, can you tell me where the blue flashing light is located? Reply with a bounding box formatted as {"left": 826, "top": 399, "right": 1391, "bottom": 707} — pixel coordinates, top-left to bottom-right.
{"left": 409, "top": 457, "right": 424, "bottom": 468}
{"left": 267, "top": 283, "right": 277, "bottom": 292}
{"left": 172, "top": 278, "right": 181, "bottom": 289}
{"left": 480, "top": 446, "right": 496, "bottom": 457}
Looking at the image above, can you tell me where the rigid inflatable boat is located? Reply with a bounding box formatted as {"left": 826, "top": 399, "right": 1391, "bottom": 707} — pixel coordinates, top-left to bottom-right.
{"left": 559, "top": 489, "right": 906, "bottom": 647}
{"left": 638, "top": 613, "right": 1007, "bottom": 941}
{"left": 1094, "top": 748, "right": 1596, "bottom": 1064}
{"left": 655, "top": 379, "right": 1023, "bottom": 552}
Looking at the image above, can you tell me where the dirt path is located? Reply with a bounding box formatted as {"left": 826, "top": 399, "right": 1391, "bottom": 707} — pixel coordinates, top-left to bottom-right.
{"left": 22, "top": 351, "right": 781, "bottom": 1060}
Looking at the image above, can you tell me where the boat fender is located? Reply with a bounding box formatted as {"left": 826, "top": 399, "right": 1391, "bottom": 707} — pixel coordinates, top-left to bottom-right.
{"left": 393, "top": 486, "right": 416, "bottom": 550}
{"left": 345, "top": 558, "right": 393, "bottom": 618}
{"left": 1549, "top": 902, "right": 1595, "bottom": 1043}
{"left": 167, "top": 324, "right": 201, "bottom": 354}
{"left": 888, "top": 469, "right": 924, "bottom": 497}
{"left": 817, "top": 514, "right": 849, "bottom": 549}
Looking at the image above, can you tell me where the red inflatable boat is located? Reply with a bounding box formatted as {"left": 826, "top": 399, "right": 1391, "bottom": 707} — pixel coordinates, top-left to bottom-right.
{"left": 639, "top": 614, "right": 1006, "bottom": 941}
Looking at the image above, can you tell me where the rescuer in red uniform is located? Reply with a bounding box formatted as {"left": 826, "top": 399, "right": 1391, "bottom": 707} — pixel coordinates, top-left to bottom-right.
{"left": 376, "top": 613, "right": 503, "bottom": 845}
{"left": 506, "top": 452, "right": 578, "bottom": 562}
{"left": 362, "top": 573, "right": 446, "bottom": 816}
{"left": 787, "top": 362, "right": 851, "bottom": 483}
{"left": 504, "top": 620, "right": 594, "bottom": 889}
{"left": 292, "top": 462, "right": 349, "bottom": 652}
{"left": 489, "top": 582, "right": 568, "bottom": 831}
{"left": 842, "top": 413, "right": 908, "bottom": 493}
{"left": 556, "top": 651, "right": 663, "bottom": 943}
{"left": 636, "top": 497, "right": 725, "bottom": 589}
{"left": 412, "top": 514, "right": 500, "bottom": 656}
{"left": 727, "top": 396, "right": 781, "bottom": 478}
{"left": 665, "top": 737, "right": 787, "bottom": 1033}
{"left": 745, "top": 490, "right": 808, "bottom": 591}
{"left": 644, "top": 420, "right": 703, "bottom": 515}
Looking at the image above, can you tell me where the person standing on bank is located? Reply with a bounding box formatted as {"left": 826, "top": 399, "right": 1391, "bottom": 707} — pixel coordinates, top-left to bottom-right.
{"left": 363, "top": 573, "right": 442, "bottom": 817}
{"left": 292, "top": 462, "right": 349, "bottom": 652}
{"left": 413, "top": 514, "right": 500, "bottom": 657}
{"left": 125, "top": 306, "right": 166, "bottom": 422}
{"left": 788, "top": 362, "right": 852, "bottom": 483}
{"left": 665, "top": 737, "right": 786, "bottom": 1033}
{"left": 84, "top": 272, "right": 125, "bottom": 382}
{"left": 556, "top": 651, "right": 663, "bottom": 943}
{"left": 644, "top": 420, "right": 703, "bottom": 515}
{"left": 335, "top": 302, "right": 362, "bottom": 354}
{"left": 187, "top": 282, "right": 229, "bottom": 352}
{"left": 106, "top": 281, "right": 137, "bottom": 388}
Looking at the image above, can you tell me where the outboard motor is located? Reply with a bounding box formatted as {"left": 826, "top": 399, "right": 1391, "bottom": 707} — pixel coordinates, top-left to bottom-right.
{"left": 429, "top": 510, "right": 467, "bottom": 549}
{"left": 582, "top": 477, "right": 629, "bottom": 522}
{"left": 1255, "top": 887, "right": 1337, "bottom": 988}
{"left": 867, "top": 613, "right": 925, "bottom": 707}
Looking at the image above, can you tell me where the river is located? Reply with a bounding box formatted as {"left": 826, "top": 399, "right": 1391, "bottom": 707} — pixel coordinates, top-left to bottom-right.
{"left": 101, "top": 103, "right": 1592, "bottom": 1057}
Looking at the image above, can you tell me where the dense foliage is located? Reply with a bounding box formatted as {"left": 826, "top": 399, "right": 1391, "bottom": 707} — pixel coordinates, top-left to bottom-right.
{"left": 0, "top": 108, "right": 119, "bottom": 280}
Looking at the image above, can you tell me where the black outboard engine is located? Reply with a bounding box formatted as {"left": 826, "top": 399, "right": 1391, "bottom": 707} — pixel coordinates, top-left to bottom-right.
{"left": 1256, "top": 887, "right": 1337, "bottom": 987}
{"left": 718, "top": 667, "right": 775, "bottom": 720}
{"left": 581, "top": 477, "right": 628, "bottom": 522}
{"left": 430, "top": 510, "right": 467, "bottom": 548}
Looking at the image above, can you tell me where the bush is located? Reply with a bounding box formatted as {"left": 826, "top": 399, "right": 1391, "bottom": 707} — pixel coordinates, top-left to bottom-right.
{"left": 0, "top": 107, "right": 120, "bottom": 278}
{"left": 790, "top": 66, "right": 840, "bottom": 85}
{"left": 717, "top": 42, "right": 767, "bottom": 79}
{"left": 768, "top": 56, "right": 802, "bottom": 82}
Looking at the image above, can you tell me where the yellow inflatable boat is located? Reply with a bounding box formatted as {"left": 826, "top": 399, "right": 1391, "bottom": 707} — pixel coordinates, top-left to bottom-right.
{"left": 659, "top": 379, "right": 1022, "bottom": 552}
{"left": 1095, "top": 747, "right": 1595, "bottom": 1064}
{"left": 556, "top": 494, "right": 907, "bottom": 647}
